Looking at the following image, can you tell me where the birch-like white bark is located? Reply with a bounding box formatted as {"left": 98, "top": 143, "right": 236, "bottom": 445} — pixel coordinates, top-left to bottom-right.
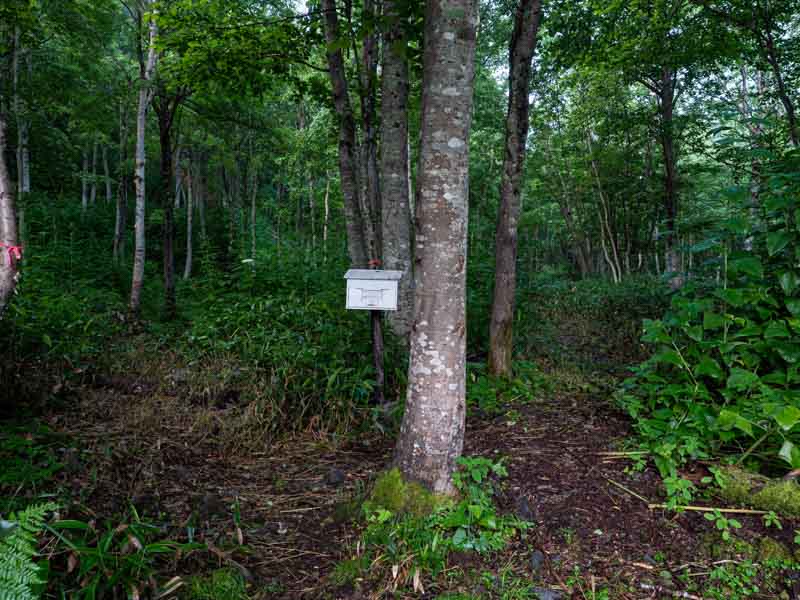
{"left": 129, "top": 2, "right": 159, "bottom": 314}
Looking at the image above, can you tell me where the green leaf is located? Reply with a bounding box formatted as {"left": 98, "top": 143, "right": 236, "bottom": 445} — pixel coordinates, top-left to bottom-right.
{"left": 774, "top": 406, "right": 800, "bottom": 431}
{"left": 779, "top": 441, "right": 800, "bottom": 469}
{"left": 767, "top": 231, "right": 792, "bottom": 256}
{"left": 655, "top": 350, "right": 683, "bottom": 368}
{"left": 787, "top": 299, "right": 800, "bottom": 316}
{"left": 715, "top": 288, "right": 747, "bottom": 307}
{"left": 765, "top": 320, "right": 791, "bottom": 339}
{"left": 729, "top": 257, "right": 763, "bottom": 279}
{"left": 452, "top": 527, "right": 467, "bottom": 546}
{"left": 776, "top": 343, "right": 800, "bottom": 364}
{"left": 703, "top": 312, "right": 725, "bottom": 330}
{"left": 695, "top": 356, "right": 723, "bottom": 379}
{"left": 685, "top": 325, "right": 703, "bottom": 342}
{"left": 780, "top": 271, "right": 799, "bottom": 296}
{"left": 727, "top": 368, "right": 758, "bottom": 391}
{"left": 718, "top": 409, "right": 753, "bottom": 435}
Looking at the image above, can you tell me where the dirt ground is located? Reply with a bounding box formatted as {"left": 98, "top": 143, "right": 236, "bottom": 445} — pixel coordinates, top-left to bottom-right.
{"left": 27, "top": 347, "right": 797, "bottom": 600}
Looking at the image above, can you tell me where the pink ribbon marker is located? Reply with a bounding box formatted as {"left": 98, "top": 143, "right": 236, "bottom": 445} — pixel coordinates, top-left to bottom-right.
{"left": 0, "top": 243, "right": 23, "bottom": 266}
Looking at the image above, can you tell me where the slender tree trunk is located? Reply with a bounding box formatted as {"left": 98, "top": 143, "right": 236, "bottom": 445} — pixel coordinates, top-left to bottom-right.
{"left": 251, "top": 171, "right": 258, "bottom": 263}
{"left": 487, "top": 0, "right": 543, "bottom": 377}
{"left": 321, "top": 0, "right": 368, "bottom": 267}
{"left": 130, "top": 5, "right": 158, "bottom": 316}
{"left": 114, "top": 98, "right": 130, "bottom": 261}
{"left": 103, "top": 145, "right": 113, "bottom": 203}
{"left": 90, "top": 141, "right": 98, "bottom": 205}
{"left": 184, "top": 162, "right": 193, "bottom": 280}
{"left": 81, "top": 146, "right": 90, "bottom": 211}
{"left": 380, "top": 0, "right": 414, "bottom": 341}
{"left": 13, "top": 27, "right": 30, "bottom": 199}
{"left": 197, "top": 151, "right": 207, "bottom": 239}
{"left": 308, "top": 178, "right": 315, "bottom": 249}
{"left": 154, "top": 88, "right": 183, "bottom": 321}
{"left": 174, "top": 141, "right": 183, "bottom": 209}
{"left": 394, "top": 0, "right": 479, "bottom": 495}
{"left": 323, "top": 174, "right": 330, "bottom": 261}
{"left": 658, "top": 68, "right": 683, "bottom": 290}
{"left": 762, "top": 29, "right": 799, "bottom": 147}
{"left": 0, "top": 112, "right": 19, "bottom": 319}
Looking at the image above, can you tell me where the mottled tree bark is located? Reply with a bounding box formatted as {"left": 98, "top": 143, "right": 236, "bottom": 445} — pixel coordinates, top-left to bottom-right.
{"left": 130, "top": 4, "right": 158, "bottom": 316}
{"left": 0, "top": 111, "right": 19, "bottom": 319}
{"left": 487, "top": 0, "right": 543, "bottom": 377}
{"left": 380, "top": 0, "right": 414, "bottom": 340}
{"left": 321, "top": 0, "right": 368, "bottom": 267}
{"left": 394, "top": 0, "right": 479, "bottom": 495}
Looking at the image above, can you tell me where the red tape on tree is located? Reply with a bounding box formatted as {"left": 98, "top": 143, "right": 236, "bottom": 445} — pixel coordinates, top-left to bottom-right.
{"left": 0, "top": 244, "right": 23, "bottom": 265}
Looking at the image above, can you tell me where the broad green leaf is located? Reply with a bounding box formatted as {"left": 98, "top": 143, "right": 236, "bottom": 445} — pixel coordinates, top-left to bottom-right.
{"left": 655, "top": 350, "right": 683, "bottom": 368}
{"left": 786, "top": 299, "right": 800, "bottom": 316}
{"left": 729, "top": 257, "right": 763, "bottom": 279}
{"left": 685, "top": 325, "right": 703, "bottom": 342}
{"left": 452, "top": 527, "right": 467, "bottom": 546}
{"left": 718, "top": 409, "right": 753, "bottom": 435}
{"left": 727, "top": 368, "right": 758, "bottom": 391}
{"left": 780, "top": 271, "right": 799, "bottom": 295}
{"left": 695, "top": 356, "right": 723, "bottom": 379}
{"left": 715, "top": 288, "right": 746, "bottom": 307}
{"left": 764, "top": 320, "right": 791, "bottom": 339}
{"left": 703, "top": 312, "right": 725, "bottom": 330}
{"left": 767, "top": 231, "right": 791, "bottom": 256}
{"left": 779, "top": 441, "right": 800, "bottom": 469}
{"left": 776, "top": 343, "right": 800, "bottom": 364}
{"left": 774, "top": 406, "right": 800, "bottom": 431}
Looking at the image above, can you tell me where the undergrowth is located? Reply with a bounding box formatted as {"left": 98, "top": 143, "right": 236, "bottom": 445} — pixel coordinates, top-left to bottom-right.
{"left": 336, "top": 457, "right": 529, "bottom": 594}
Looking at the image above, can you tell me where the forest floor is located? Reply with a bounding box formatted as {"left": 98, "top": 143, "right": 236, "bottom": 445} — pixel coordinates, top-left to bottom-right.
{"left": 13, "top": 312, "right": 800, "bottom": 599}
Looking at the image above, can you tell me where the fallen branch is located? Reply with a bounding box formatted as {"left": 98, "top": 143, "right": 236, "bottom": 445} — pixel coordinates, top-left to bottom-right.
{"left": 648, "top": 504, "right": 768, "bottom": 515}
{"left": 606, "top": 478, "right": 651, "bottom": 505}
{"left": 639, "top": 583, "right": 703, "bottom": 599}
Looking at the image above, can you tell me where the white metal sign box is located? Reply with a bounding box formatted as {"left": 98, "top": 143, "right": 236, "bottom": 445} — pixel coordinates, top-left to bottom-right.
{"left": 344, "top": 269, "right": 403, "bottom": 311}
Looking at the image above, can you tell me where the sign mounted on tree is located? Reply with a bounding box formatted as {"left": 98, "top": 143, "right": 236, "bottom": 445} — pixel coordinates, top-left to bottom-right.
{"left": 344, "top": 270, "right": 402, "bottom": 311}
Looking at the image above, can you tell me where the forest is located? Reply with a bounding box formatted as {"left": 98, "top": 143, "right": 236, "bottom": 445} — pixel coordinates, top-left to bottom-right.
{"left": 1, "top": 0, "right": 800, "bottom": 598}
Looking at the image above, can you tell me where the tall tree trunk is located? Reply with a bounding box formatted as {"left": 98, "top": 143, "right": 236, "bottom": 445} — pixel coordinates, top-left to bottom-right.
{"left": 174, "top": 141, "right": 183, "bottom": 209}
{"left": 153, "top": 87, "right": 184, "bottom": 321}
{"left": 762, "top": 29, "right": 799, "bottom": 147}
{"left": 658, "top": 67, "right": 682, "bottom": 290}
{"left": 251, "top": 171, "right": 258, "bottom": 263}
{"left": 323, "top": 174, "right": 330, "bottom": 261}
{"left": 129, "top": 4, "right": 158, "bottom": 316}
{"left": 90, "top": 141, "right": 98, "bottom": 205}
{"left": 321, "top": 0, "right": 368, "bottom": 267}
{"left": 380, "top": 0, "right": 414, "bottom": 340}
{"left": 13, "top": 27, "right": 30, "bottom": 199}
{"left": 487, "top": 0, "right": 543, "bottom": 377}
{"left": 0, "top": 112, "right": 19, "bottom": 319}
{"left": 103, "top": 145, "right": 113, "bottom": 203}
{"left": 81, "top": 146, "right": 90, "bottom": 212}
{"left": 184, "top": 161, "right": 193, "bottom": 280}
{"left": 114, "top": 98, "right": 130, "bottom": 262}
{"left": 394, "top": 0, "right": 479, "bottom": 495}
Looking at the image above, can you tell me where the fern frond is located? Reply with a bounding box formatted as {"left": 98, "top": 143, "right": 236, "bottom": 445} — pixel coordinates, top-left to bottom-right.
{"left": 0, "top": 502, "right": 57, "bottom": 600}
